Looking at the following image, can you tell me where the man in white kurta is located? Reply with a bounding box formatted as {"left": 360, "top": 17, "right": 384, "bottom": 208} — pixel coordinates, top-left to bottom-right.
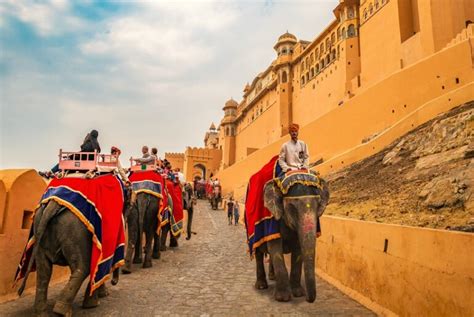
{"left": 278, "top": 123, "right": 309, "bottom": 172}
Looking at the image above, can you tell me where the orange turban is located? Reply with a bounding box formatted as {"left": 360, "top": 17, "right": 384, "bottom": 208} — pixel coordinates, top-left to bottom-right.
{"left": 289, "top": 123, "right": 300, "bottom": 132}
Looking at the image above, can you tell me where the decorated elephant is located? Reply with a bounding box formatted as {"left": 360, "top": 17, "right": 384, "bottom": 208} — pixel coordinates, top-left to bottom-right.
{"left": 122, "top": 192, "right": 161, "bottom": 273}
{"left": 15, "top": 174, "right": 129, "bottom": 316}
{"left": 255, "top": 172, "right": 329, "bottom": 303}
{"left": 123, "top": 171, "right": 165, "bottom": 273}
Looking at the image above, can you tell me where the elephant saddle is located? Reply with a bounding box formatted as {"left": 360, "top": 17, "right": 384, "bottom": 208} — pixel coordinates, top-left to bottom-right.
{"left": 15, "top": 174, "right": 126, "bottom": 294}
{"left": 244, "top": 155, "right": 283, "bottom": 255}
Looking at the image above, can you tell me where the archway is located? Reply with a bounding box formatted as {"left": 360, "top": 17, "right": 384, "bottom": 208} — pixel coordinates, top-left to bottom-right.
{"left": 193, "top": 163, "right": 206, "bottom": 180}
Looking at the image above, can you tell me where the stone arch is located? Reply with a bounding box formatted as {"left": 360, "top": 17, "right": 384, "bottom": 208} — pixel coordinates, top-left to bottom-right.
{"left": 281, "top": 70, "right": 288, "bottom": 83}
{"left": 348, "top": 24, "right": 356, "bottom": 37}
{"left": 341, "top": 27, "right": 346, "bottom": 39}
{"left": 347, "top": 6, "right": 354, "bottom": 19}
{"left": 193, "top": 163, "right": 206, "bottom": 180}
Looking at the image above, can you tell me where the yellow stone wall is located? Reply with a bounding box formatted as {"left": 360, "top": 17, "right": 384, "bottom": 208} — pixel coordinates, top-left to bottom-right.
{"left": 316, "top": 215, "right": 474, "bottom": 316}
{"left": 164, "top": 152, "right": 185, "bottom": 171}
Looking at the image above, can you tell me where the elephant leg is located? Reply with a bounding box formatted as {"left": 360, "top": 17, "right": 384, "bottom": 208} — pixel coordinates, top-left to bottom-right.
{"left": 268, "top": 240, "right": 291, "bottom": 302}
{"left": 186, "top": 209, "right": 194, "bottom": 240}
{"left": 268, "top": 255, "right": 276, "bottom": 280}
{"left": 123, "top": 214, "right": 138, "bottom": 274}
{"left": 53, "top": 268, "right": 88, "bottom": 316}
{"left": 111, "top": 268, "right": 119, "bottom": 285}
{"left": 133, "top": 231, "right": 143, "bottom": 264}
{"left": 169, "top": 233, "right": 179, "bottom": 248}
{"left": 143, "top": 228, "right": 153, "bottom": 268}
{"left": 152, "top": 232, "right": 161, "bottom": 259}
{"left": 290, "top": 248, "right": 305, "bottom": 297}
{"left": 160, "top": 226, "right": 168, "bottom": 251}
{"left": 82, "top": 283, "right": 99, "bottom": 309}
{"left": 97, "top": 284, "right": 109, "bottom": 298}
{"left": 254, "top": 249, "right": 268, "bottom": 290}
{"left": 34, "top": 251, "right": 52, "bottom": 316}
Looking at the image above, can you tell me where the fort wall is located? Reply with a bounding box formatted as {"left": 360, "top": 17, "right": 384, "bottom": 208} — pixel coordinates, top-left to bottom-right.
{"left": 316, "top": 216, "right": 474, "bottom": 316}
{"left": 217, "top": 36, "right": 474, "bottom": 201}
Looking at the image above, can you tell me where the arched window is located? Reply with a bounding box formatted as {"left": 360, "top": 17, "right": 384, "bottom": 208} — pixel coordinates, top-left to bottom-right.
{"left": 226, "top": 127, "right": 230, "bottom": 136}
{"left": 331, "top": 33, "right": 336, "bottom": 45}
{"left": 310, "top": 53, "right": 314, "bottom": 65}
{"left": 375, "top": 0, "right": 380, "bottom": 9}
{"left": 281, "top": 71, "right": 288, "bottom": 83}
{"left": 364, "top": 8, "right": 368, "bottom": 20}
{"left": 347, "top": 7, "right": 354, "bottom": 19}
{"left": 326, "top": 38, "right": 330, "bottom": 49}
{"left": 316, "top": 63, "right": 320, "bottom": 72}
{"left": 369, "top": 4, "right": 373, "bottom": 14}
{"left": 310, "top": 68, "right": 314, "bottom": 77}
{"left": 348, "top": 24, "right": 356, "bottom": 37}
{"left": 282, "top": 48, "right": 287, "bottom": 54}
{"left": 315, "top": 48, "right": 319, "bottom": 58}
{"left": 337, "top": 27, "right": 341, "bottom": 40}
{"left": 341, "top": 27, "right": 346, "bottom": 39}
{"left": 305, "top": 57, "right": 309, "bottom": 69}
{"left": 331, "top": 49, "right": 336, "bottom": 60}
{"left": 326, "top": 54, "right": 330, "bottom": 64}
{"left": 320, "top": 43, "right": 325, "bottom": 53}
{"left": 301, "top": 62, "right": 305, "bottom": 72}
{"left": 301, "top": 76, "right": 305, "bottom": 85}
{"left": 321, "top": 59, "right": 325, "bottom": 68}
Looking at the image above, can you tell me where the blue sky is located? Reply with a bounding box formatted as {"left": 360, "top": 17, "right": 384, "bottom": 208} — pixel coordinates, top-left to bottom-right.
{"left": 0, "top": 0, "right": 337, "bottom": 170}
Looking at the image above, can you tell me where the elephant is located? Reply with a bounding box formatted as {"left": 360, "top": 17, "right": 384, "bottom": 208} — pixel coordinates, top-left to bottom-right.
{"left": 122, "top": 192, "right": 161, "bottom": 273}
{"left": 256, "top": 173, "right": 329, "bottom": 303}
{"left": 17, "top": 200, "right": 122, "bottom": 316}
{"left": 158, "top": 194, "right": 179, "bottom": 251}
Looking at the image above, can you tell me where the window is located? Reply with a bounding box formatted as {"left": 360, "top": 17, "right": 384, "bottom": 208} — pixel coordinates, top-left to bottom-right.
{"left": 301, "top": 62, "right": 305, "bottom": 72}
{"left": 301, "top": 76, "right": 305, "bottom": 85}
{"left": 326, "top": 38, "right": 330, "bottom": 49}
{"left": 364, "top": 8, "right": 368, "bottom": 20}
{"left": 375, "top": 0, "right": 380, "bottom": 9}
{"left": 310, "top": 68, "right": 314, "bottom": 77}
{"left": 347, "top": 7, "right": 354, "bottom": 18}
{"left": 369, "top": 4, "right": 373, "bottom": 14}
{"left": 310, "top": 53, "right": 314, "bottom": 64}
{"left": 306, "top": 72, "right": 309, "bottom": 81}
{"left": 282, "top": 48, "right": 287, "bottom": 54}
{"left": 305, "top": 57, "right": 309, "bottom": 69}
{"left": 348, "top": 24, "right": 356, "bottom": 37}
{"left": 337, "top": 27, "right": 341, "bottom": 40}
{"left": 320, "top": 43, "right": 324, "bottom": 53}
{"left": 331, "top": 49, "right": 336, "bottom": 60}
{"left": 341, "top": 27, "right": 346, "bottom": 39}
{"left": 315, "top": 48, "right": 319, "bottom": 58}
{"left": 281, "top": 71, "right": 288, "bottom": 83}
{"left": 316, "top": 63, "right": 320, "bottom": 72}
{"left": 331, "top": 32, "right": 335, "bottom": 45}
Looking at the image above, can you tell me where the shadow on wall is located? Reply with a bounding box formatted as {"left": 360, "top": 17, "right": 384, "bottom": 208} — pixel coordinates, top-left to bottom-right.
{"left": 0, "top": 170, "right": 68, "bottom": 303}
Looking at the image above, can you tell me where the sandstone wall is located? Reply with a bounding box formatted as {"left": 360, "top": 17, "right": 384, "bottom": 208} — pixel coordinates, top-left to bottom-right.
{"left": 317, "top": 216, "right": 474, "bottom": 317}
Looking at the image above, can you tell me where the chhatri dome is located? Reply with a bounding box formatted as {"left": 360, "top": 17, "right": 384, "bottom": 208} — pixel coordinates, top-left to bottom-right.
{"left": 223, "top": 98, "right": 238, "bottom": 110}
{"left": 274, "top": 31, "right": 297, "bottom": 50}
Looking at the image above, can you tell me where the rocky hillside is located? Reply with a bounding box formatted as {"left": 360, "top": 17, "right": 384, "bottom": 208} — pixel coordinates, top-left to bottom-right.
{"left": 325, "top": 101, "right": 474, "bottom": 232}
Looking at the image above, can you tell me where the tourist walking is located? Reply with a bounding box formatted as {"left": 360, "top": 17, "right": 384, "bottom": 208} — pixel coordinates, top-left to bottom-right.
{"left": 233, "top": 201, "right": 240, "bottom": 225}
{"left": 227, "top": 197, "right": 234, "bottom": 225}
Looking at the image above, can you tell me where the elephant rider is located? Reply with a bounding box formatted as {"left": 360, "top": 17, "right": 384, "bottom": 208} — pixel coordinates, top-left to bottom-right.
{"left": 132, "top": 146, "right": 156, "bottom": 166}
{"left": 278, "top": 123, "right": 321, "bottom": 237}
{"left": 278, "top": 123, "right": 309, "bottom": 174}
{"left": 40, "top": 129, "right": 101, "bottom": 178}
{"left": 97, "top": 146, "right": 130, "bottom": 185}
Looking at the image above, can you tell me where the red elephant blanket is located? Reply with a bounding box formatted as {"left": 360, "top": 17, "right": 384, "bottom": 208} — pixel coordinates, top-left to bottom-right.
{"left": 15, "top": 174, "right": 126, "bottom": 294}
{"left": 165, "top": 181, "right": 184, "bottom": 236}
{"left": 245, "top": 155, "right": 282, "bottom": 255}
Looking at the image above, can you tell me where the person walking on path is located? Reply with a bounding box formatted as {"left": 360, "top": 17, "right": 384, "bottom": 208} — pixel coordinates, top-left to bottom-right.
{"left": 227, "top": 198, "right": 234, "bottom": 225}
{"left": 233, "top": 201, "right": 240, "bottom": 225}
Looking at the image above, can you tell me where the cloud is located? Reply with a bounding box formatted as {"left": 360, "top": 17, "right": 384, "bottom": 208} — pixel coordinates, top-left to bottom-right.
{"left": 0, "top": 0, "right": 86, "bottom": 36}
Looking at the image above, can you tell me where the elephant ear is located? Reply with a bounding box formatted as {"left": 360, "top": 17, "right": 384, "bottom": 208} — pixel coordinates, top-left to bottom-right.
{"left": 316, "top": 179, "right": 330, "bottom": 217}
{"left": 263, "top": 180, "right": 284, "bottom": 220}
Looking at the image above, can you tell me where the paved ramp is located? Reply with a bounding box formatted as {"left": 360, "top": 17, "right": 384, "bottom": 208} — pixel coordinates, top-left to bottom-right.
{"left": 0, "top": 201, "right": 375, "bottom": 316}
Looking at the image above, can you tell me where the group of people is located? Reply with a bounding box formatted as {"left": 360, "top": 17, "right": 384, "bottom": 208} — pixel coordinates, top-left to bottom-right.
{"left": 226, "top": 197, "right": 240, "bottom": 225}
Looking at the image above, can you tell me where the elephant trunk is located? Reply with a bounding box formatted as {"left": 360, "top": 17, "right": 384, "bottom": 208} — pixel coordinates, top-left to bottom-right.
{"left": 298, "top": 212, "right": 317, "bottom": 303}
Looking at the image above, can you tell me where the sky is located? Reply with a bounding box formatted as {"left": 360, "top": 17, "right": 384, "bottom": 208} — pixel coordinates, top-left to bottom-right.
{"left": 0, "top": 0, "right": 338, "bottom": 170}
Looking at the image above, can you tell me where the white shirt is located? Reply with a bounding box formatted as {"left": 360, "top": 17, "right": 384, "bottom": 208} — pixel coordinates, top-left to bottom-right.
{"left": 278, "top": 139, "right": 309, "bottom": 171}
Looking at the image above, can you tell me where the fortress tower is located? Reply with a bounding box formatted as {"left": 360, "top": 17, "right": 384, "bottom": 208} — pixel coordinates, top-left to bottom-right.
{"left": 220, "top": 98, "right": 238, "bottom": 168}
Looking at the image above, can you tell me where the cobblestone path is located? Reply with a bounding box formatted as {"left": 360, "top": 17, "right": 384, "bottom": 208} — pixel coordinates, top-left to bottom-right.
{"left": 1, "top": 201, "right": 374, "bottom": 316}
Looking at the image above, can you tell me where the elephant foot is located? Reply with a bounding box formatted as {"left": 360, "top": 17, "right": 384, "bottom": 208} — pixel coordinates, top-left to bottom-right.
{"left": 98, "top": 285, "right": 109, "bottom": 298}
{"left": 152, "top": 251, "right": 160, "bottom": 259}
{"left": 169, "top": 240, "right": 178, "bottom": 248}
{"left": 82, "top": 293, "right": 99, "bottom": 309}
{"left": 121, "top": 267, "right": 132, "bottom": 274}
{"left": 133, "top": 257, "right": 142, "bottom": 264}
{"left": 254, "top": 279, "right": 268, "bottom": 290}
{"left": 274, "top": 289, "right": 292, "bottom": 302}
{"left": 142, "top": 260, "right": 152, "bottom": 268}
{"left": 53, "top": 301, "right": 73, "bottom": 317}
{"left": 291, "top": 285, "right": 306, "bottom": 298}
{"left": 160, "top": 245, "right": 167, "bottom": 252}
